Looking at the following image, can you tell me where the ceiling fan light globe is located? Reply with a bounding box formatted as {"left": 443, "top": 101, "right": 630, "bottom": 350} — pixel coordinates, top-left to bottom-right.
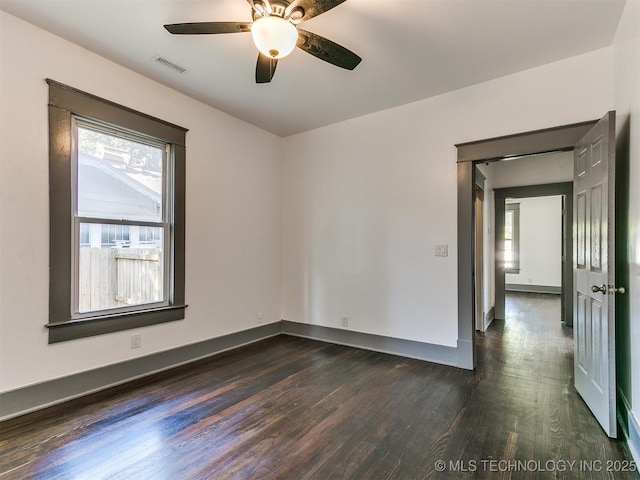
{"left": 251, "top": 16, "right": 298, "bottom": 59}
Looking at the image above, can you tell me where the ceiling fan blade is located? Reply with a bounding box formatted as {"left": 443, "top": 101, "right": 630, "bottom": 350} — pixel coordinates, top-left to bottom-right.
{"left": 256, "top": 53, "right": 278, "bottom": 83}
{"left": 164, "top": 22, "right": 251, "bottom": 35}
{"left": 296, "top": 29, "right": 361, "bottom": 70}
{"left": 287, "top": 0, "right": 346, "bottom": 22}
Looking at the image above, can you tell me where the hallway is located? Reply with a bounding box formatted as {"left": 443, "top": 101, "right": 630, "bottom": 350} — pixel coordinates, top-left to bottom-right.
{"left": 481, "top": 292, "right": 572, "bottom": 391}
{"left": 462, "top": 292, "right": 635, "bottom": 478}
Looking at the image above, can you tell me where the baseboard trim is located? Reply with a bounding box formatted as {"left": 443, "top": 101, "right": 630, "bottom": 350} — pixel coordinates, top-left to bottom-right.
{"left": 617, "top": 388, "right": 640, "bottom": 465}
{"left": 483, "top": 306, "right": 495, "bottom": 331}
{"left": 281, "top": 320, "right": 458, "bottom": 367}
{"left": 505, "top": 284, "right": 561, "bottom": 295}
{"left": 0, "top": 322, "right": 281, "bottom": 421}
{"left": 456, "top": 339, "right": 474, "bottom": 370}
{"left": 1, "top": 321, "right": 464, "bottom": 421}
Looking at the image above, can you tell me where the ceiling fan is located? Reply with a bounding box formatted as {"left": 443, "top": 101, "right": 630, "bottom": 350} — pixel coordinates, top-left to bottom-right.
{"left": 164, "top": 0, "right": 362, "bottom": 84}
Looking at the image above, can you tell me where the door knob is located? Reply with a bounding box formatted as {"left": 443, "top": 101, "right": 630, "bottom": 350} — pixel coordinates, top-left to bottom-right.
{"left": 607, "top": 285, "right": 626, "bottom": 295}
{"left": 591, "top": 284, "right": 626, "bottom": 294}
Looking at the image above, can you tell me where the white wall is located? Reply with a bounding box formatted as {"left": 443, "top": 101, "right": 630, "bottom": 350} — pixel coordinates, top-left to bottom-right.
{"left": 505, "top": 196, "right": 563, "bottom": 288}
{"left": 282, "top": 47, "right": 613, "bottom": 348}
{"left": 0, "top": 12, "right": 283, "bottom": 392}
{"left": 612, "top": 0, "right": 640, "bottom": 459}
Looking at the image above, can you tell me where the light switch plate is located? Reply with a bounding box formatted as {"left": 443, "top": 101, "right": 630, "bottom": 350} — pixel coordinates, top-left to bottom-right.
{"left": 435, "top": 244, "right": 448, "bottom": 257}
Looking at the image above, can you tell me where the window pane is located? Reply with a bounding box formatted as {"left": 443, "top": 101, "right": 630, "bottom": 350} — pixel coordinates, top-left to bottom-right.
{"left": 79, "top": 223, "right": 90, "bottom": 247}
{"left": 77, "top": 126, "right": 163, "bottom": 222}
{"left": 505, "top": 211, "right": 513, "bottom": 240}
{"left": 504, "top": 239, "right": 513, "bottom": 267}
{"left": 78, "top": 224, "right": 165, "bottom": 313}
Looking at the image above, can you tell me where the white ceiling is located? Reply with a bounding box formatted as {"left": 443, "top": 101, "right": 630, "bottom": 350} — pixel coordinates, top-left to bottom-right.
{"left": 480, "top": 150, "right": 574, "bottom": 189}
{"left": 0, "top": 0, "right": 626, "bottom": 137}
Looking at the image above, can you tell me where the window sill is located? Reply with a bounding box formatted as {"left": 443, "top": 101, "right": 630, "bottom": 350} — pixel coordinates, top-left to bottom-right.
{"left": 505, "top": 269, "right": 521, "bottom": 274}
{"left": 46, "top": 304, "right": 188, "bottom": 343}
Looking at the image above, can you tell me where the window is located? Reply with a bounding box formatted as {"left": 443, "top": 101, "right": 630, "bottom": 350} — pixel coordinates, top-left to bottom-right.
{"left": 504, "top": 203, "right": 520, "bottom": 273}
{"left": 75, "top": 121, "right": 169, "bottom": 314}
{"left": 47, "top": 79, "right": 187, "bottom": 343}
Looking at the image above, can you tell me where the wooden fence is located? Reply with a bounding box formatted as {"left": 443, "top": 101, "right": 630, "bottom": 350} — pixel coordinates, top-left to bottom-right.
{"left": 79, "top": 247, "right": 163, "bottom": 312}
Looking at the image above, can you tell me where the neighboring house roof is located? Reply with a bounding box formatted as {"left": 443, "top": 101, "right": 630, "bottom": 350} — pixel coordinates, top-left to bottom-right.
{"left": 77, "top": 152, "right": 161, "bottom": 222}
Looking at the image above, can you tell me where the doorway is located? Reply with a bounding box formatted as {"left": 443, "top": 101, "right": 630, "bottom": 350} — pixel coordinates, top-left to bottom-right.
{"left": 493, "top": 182, "right": 573, "bottom": 326}
{"left": 454, "top": 119, "right": 598, "bottom": 370}
{"left": 457, "top": 114, "right": 620, "bottom": 438}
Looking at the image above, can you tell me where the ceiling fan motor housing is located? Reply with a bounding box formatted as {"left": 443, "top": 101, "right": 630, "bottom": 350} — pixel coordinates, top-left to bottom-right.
{"left": 252, "top": 0, "right": 304, "bottom": 23}
{"left": 269, "top": 2, "right": 287, "bottom": 17}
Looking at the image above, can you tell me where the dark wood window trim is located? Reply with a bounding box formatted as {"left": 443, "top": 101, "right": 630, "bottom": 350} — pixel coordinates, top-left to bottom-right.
{"left": 47, "top": 79, "right": 188, "bottom": 343}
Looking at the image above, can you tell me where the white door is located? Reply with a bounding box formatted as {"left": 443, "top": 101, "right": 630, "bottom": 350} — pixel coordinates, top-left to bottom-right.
{"left": 573, "top": 111, "right": 619, "bottom": 438}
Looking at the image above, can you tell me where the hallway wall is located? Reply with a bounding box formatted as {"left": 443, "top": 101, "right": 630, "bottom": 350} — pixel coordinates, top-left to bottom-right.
{"left": 505, "top": 196, "right": 563, "bottom": 290}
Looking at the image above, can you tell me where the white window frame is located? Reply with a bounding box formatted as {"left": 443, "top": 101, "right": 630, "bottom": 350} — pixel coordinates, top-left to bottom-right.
{"left": 71, "top": 118, "right": 173, "bottom": 318}
{"left": 505, "top": 202, "right": 520, "bottom": 274}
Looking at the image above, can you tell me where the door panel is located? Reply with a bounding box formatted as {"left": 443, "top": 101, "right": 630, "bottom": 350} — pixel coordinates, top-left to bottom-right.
{"left": 577, "top": 192, "right": 586, "bottom": 268}
{"left": 576, "top": 147, "right": 587, "bottom": 177}
{"left": 591, "top": 184, "right": 603, "bottom": 271}
{"left": 591, "top": 135, "right": 604, "bottom": 167}
{"left": 591, "top": 299, "right": 603, "bottom": 390}
{"left": 576, "top": 292, "right": 587, "bottom": 373}
{"left": 573, "top": 111, "right": 617, "bottom": 438}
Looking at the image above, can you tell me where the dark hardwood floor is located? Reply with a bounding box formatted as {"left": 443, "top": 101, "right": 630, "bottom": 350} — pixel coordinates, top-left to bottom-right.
{"left": 1, "top": 292, "right": 637, "bottom": 479}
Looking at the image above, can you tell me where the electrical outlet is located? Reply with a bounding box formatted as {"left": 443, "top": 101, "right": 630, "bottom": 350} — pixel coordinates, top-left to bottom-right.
{"left": 257, "top": 312, "right": 263, "bottom": 324}
{"left": 130, "top": 333, "right": 141, "bottom": 349}
{"left": 341, "top": 315, "right": 349, "bottom": 328}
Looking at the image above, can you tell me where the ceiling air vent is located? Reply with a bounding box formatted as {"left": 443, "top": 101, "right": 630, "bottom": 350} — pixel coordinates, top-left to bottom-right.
{"left": 153, "top": 56, "right": 187, "bottom": 74}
